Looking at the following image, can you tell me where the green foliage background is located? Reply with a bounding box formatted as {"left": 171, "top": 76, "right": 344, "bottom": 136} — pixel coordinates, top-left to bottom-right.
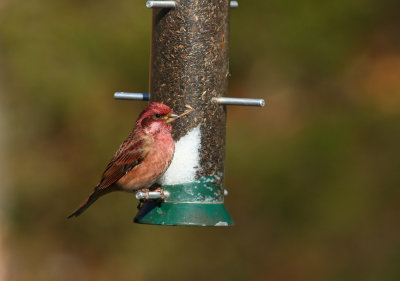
{"left": 1, "top": 0, "right": 399, "bottom": 280}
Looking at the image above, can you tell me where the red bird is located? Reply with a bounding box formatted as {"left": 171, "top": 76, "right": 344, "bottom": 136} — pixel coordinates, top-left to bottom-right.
{"left": 67, "top": 102, "right": 179, "bottom": 218}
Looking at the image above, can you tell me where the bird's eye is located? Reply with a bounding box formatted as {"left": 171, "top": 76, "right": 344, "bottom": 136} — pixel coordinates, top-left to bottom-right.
{"left": 155, "top": 113, "right": 161, "bottom": 118}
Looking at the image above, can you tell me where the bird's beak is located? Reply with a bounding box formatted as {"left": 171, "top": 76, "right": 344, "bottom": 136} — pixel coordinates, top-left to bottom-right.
{"left": 165, "top": 112, "right": 179, "bottom": 123}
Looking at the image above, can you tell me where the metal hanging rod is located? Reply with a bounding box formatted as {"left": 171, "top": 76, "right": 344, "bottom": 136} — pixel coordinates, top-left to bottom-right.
{"left": 114, "top": 92, "right": 265, "bottom": 107}
{"left": 145, "top": 1, "right": 238, "bottom": 9}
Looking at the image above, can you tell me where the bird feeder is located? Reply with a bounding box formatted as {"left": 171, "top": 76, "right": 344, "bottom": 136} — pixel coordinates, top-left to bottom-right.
{"left": 115, "top": 0, "right": 264, "bottom": 226}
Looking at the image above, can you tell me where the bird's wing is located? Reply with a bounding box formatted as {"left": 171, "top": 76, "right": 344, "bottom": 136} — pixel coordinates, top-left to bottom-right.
{"left": 95, "top": 138, "right": 148, "bottom": 190}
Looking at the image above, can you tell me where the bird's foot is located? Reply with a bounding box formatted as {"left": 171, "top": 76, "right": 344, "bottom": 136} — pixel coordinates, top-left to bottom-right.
{"left": 136, "top": 187, "right": 166, "bottom": 209}
{"left": 152, "top": 187, "right": 166, "bottom": 200}
{"left": 139, "top": 188, "right": 150, "bottom": 200}
{"left": 136, "top": 188, "right": 150, "bottom": 210}
{"left": 148, "top": 185, "right": 165, "bottom": 200}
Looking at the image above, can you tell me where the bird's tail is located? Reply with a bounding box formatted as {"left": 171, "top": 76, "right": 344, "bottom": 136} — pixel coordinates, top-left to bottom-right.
{"left": 67, "top": 187, "right": 116, "bottom": 219}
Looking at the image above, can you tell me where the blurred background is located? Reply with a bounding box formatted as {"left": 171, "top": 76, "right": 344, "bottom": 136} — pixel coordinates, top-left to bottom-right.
{"left": 1, "top": 0, "right": 400, "bottom": 280}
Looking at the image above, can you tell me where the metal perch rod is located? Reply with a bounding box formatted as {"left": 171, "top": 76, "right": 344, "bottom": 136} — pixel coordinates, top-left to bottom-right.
{"left": 136, "top": 190, "right": 228, "bottom": 200}
{"left": 212, "top": 97, "right": 265, "bottom": 107}
{"left": 136, "top": 191, "right": 170, "bottom": 200}
{"left": 114, "top": 92, "right": 265, "bottom": 107}
{"left": 146, "top": 1, "right": 176, "bottom": 8}
{"left": 114, "top": 92, "right": 149, "bottom": 101}
{"left": 145, "top": 1, "right": 238, "bottom": 8}
{"left": 230, "top": 1, "right": 239, "bottom": 8}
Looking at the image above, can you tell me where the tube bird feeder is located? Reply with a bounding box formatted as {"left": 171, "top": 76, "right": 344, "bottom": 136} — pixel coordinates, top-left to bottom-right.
{"left": 115, "top": 0, "right": 264, "bottom": 226}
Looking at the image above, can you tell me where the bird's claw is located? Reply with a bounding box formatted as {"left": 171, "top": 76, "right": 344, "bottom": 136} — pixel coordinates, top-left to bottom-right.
{"left": 152, "top": 187, "right": 166, "bottom": 200}
{"left": 136, "top": 188, "right": 150, "bottom": 210}
{"left": 137, "top": 187, "right": 166, "bottom": 202}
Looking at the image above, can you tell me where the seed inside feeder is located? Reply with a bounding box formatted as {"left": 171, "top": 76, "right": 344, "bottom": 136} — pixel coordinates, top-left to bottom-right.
{"left": 176, "top": 105, "right": 195, "bottom": 119}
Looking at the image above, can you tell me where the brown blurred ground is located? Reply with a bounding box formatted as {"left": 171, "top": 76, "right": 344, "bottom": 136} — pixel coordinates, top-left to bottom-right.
{"left": 0, "top": 0, "right": 400, "bottom": 280}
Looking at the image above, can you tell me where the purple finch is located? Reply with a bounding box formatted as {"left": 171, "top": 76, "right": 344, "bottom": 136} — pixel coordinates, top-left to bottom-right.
{"left": 67, "top": 102, "right": 179, "bottom": 218}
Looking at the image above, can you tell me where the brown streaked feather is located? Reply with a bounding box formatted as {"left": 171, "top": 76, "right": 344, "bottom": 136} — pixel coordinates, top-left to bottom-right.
{"left": 67, "top": 138, "right": 149, "bottom": 218}
{"left": 96, "top": 138, "right": 149, "bottom": 190}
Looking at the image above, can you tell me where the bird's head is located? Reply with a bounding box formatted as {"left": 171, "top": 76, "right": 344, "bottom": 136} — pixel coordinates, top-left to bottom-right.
{"left": 137, "top": 102, "right": 179, "bottom": 133}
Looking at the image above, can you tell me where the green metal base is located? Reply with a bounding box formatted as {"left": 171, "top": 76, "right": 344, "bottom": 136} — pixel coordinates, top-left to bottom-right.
{"left": 134, "top": 202, "right": 233, "bottom": 226}
{"left": 134, "top": 177, "right": 234, "bottom": 226}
